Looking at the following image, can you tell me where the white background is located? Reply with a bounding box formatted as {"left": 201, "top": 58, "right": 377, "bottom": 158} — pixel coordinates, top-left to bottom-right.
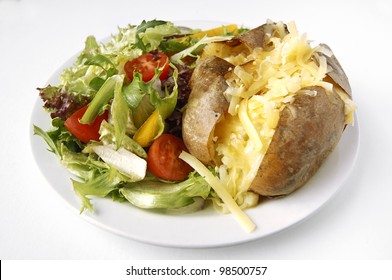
{"left": 1, "top": 0, "right": 391, "bottom": 260}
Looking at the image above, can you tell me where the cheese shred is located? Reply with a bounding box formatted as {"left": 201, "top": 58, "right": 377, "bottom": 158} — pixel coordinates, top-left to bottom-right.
{"left": 179, "top": 151, "right": 256, "bottom": 233}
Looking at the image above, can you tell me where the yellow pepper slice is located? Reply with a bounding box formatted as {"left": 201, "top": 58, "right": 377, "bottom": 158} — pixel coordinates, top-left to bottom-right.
{"left": 188, "top": 24, "right": 239, "bottom": 39}
{"left": 133, "top": 109, "right": 164, "bottom": 147}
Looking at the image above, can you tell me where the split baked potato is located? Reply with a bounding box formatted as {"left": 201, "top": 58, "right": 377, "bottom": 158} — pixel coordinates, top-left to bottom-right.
{"left": 182, "top": 21, "right": 355, "bottom": 205}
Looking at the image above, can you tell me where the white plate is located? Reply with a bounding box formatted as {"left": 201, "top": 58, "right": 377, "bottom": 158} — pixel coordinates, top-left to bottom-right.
{"left": 30, "top": 21, "right": 360, "bottom": 248}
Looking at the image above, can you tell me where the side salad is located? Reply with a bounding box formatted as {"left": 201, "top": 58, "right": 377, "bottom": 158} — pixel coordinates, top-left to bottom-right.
{"left": 33, "top": 20, "right": 256, "bottom": 232}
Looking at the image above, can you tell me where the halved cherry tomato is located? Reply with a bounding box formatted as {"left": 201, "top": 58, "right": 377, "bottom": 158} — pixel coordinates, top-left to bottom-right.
{"left": 147, "top": 134, "right": 193, "bottom": 181}
{"left": 64, "top": 105, "right": 108, "bottom": 143}
{"left": 124, "top": 51, "right": 170, "bottom": 82}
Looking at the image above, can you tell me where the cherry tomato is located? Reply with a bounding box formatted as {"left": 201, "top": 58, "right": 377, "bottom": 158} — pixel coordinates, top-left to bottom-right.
{"left": 147, "top": 134, "right": 193, "bottom": 181}
{"left": 64, "top": 105, "right": 108, "bottom": 143}
{"left": 124, "top": 51, "right": 170, "bottom": 82}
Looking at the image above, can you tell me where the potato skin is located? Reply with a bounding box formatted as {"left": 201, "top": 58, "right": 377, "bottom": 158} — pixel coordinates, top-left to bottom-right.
{"left": 182, "top": 56, "right": 233, "bottom": 165}
{"left": 201, "top": 22, "right": 288, "bottom": 59}
{"left": 249, "top": 86, "right": 346, "bottom": 196}
{"left": 317, "top": 44, "right": 352, "bottom": 96}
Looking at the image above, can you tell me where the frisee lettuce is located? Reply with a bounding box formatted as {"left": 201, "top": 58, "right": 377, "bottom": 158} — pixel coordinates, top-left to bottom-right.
{"left": 72, "top": 171, "right": 120, "bottom": 213}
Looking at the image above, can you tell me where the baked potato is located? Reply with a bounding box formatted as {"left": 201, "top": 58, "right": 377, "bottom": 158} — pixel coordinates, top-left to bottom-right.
{"left": 182, "top": 21, "right": 355, "bottom": 205}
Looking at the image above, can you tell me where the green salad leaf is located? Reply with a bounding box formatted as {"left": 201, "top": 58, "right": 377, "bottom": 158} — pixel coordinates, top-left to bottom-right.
{"left": 120, "top": 172, "right": 211, "bottom": 209}
{"left": 99, "top": 121, "right": 146, "bottom": 158}
{"left": 80, "top": 74, "right": 124, "bottom": 124}
{"left": 72, "top": 171, "right": 120, "bottom": 213}
{"left": 133, "top": 20, "right": 180, "bottom": 52}
{"left": 150, "top": 64, "right": 178, "bottom": 119}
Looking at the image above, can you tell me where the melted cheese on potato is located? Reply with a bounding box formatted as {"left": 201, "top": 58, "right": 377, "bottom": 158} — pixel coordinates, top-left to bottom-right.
{"left": 209, "top": 22, "right": 354, "bottom": 213}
